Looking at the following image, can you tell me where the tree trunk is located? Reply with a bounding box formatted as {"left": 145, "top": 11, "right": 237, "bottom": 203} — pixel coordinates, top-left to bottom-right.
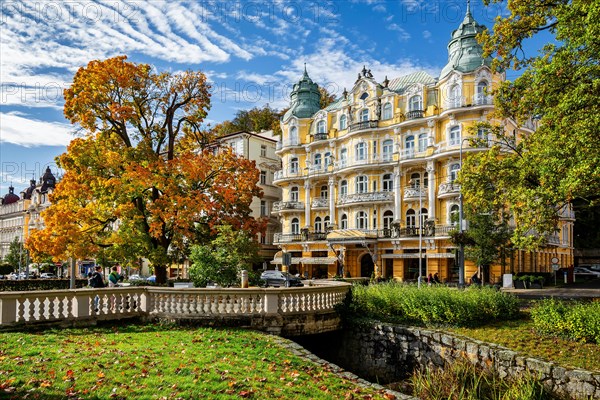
{"left": 155, "top": 265, "right": 168, "bottom": 284}
{"left": 482, "top": 264, "right": 490, "bottom": 284}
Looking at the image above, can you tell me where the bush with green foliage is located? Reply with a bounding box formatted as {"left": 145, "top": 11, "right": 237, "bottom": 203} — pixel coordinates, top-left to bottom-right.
{"left": 530, "top": 299, "right": 600, "bottom": 344}
{"left": 188, "top": 225, "right": 260, "bottom": 288}
{"left": 341, "top": 282, "right": 520, "bottom": 327}
{"left": 0, "top": 263, "right": 14, "bottom": 275}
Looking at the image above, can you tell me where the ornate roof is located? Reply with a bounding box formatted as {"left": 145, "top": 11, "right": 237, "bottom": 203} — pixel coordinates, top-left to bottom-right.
{"left": 284, "top": 65, "right": 321, "bottom": 120}
{"left": 439, "top": 0, "right": 492, "bottom": 79}
{"left": 1, "top": 185, "right": 20, "bottom": 205}
{"left": 40, "top": 167, "right": 56, "bottom": 193}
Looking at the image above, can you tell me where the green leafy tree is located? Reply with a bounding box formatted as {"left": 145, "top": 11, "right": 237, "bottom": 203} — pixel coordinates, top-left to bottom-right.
{"left": 4, "top": 237, "right": 26, "bottom": 270}
{"left": 319, "top": 86, "right": 336, "bottom": 110}
{"left": 464, "top": 0, "right": 600, "bottom": 248}
{"left": 188, "top": 225, "right": 260, "bottom": 287}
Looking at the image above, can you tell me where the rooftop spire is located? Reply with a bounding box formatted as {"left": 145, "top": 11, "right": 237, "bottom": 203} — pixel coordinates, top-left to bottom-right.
{"left": 463, "top": 0, "right": 474, "bottom": 23}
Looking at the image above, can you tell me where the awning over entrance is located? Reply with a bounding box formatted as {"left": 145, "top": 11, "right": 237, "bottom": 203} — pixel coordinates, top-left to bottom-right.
{"left": 299, "top": 257, "right": 338, "bottom": 265}
{"left": 270, "top": 257, "right": 302, "bottom": 265}
{"left": 326, "top": 229, "right": 377, "bottom": 244}
{"left": 381, "top": 252, "right": 456, "bottom": 259}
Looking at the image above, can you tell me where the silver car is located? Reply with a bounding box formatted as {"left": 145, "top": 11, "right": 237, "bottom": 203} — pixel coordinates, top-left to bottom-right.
{"left": 260, "top": 270, "right": 304, "bottom": 288}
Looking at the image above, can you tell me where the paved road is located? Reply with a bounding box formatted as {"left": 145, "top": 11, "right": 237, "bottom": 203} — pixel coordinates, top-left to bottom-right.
{"left": 501, "top": 278, "right": 600, "bottom": 300}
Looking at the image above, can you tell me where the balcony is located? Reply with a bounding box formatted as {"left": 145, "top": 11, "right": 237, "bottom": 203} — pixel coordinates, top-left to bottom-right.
{"left": 405, "top": 110, "right": 424, "bottom": 120}
{"left": 311, "top": 197, "right": 329, "bottom": 209}
{"left": 403, "top": 187, "right": 427, "bottom": 201}
{"left": 349, "top": 120, "right": 378, "bottom": 132}
{"left": 313, "top": 132, "right": 328, "bottom": 141}
{"left": 274, "top": 231, "right": 328, "bottom": 243}
{"left": 472, "top": 93, "right": 493, "bottom": 106}
{"left": 444, "top": 97, "right": 464, "bottom": 110}
{"left": 438, "top": 182, "right": 460, "bottom": 197}
{"left": 272, "top": 201, "right": 304, "bottom": 212}
{"left": 334, "top": 153, "right": 395, "bottom": 171}
{"left": 337, "top": 191, "right": 394, "bottom": 206}
{"left": 274, "top": 169, "right": 303, "bottom": 181}
{"left": 276, "top": 138, "right": 300, "bottom": 150}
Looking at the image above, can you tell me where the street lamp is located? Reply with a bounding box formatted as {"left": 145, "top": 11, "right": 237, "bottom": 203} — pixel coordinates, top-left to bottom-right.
{"left": 410, "top": 178, "right": 424, "bottom": 288}
{"left": 458, "top": 137, "right": 473, "bottom": 287}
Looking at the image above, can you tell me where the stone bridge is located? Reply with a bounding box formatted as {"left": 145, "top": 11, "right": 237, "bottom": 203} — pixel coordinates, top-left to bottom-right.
{"left": 0, "top": 280, "right": 351, "bottom": 336}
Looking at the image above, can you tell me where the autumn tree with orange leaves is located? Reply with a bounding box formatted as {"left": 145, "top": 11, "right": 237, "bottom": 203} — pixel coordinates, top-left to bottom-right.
{"left": 26, "top": 56, "right": 264, "bottom": 283}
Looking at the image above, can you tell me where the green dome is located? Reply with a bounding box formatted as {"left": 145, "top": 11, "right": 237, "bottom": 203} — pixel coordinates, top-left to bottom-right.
{"left": 440, "top": 2, "right": 492, "bottom": 79}
{"left": 287, "top": 65, "right": 321, "bottom": 119}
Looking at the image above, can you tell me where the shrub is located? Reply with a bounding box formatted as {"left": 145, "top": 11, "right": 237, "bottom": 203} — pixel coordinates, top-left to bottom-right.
{"left": 342, "top": 282, "right": 520, "bottom": 327}
{"left": 530, "top": 299, "right": 600, "bottom": 344}
{"left": 410, "top": 358, "right": 554, "bottom": 400}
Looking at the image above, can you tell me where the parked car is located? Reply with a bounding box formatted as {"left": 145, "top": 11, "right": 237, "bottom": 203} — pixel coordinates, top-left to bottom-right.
{"left": 40, "top": 273, "right": 57, "bottom": 279}
{"left": 573, "top": 267, "right": 600, "bottom": 278}
{"left": 260, "top": 270, "right": 304, "bottom": 288}
{"left": 146, "top": 275, "right": 156, "bottom": 283}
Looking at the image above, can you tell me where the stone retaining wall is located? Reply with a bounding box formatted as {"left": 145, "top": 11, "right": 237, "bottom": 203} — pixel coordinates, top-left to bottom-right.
{"left": 336, "top": 322, "right": 599, "bottom": 400}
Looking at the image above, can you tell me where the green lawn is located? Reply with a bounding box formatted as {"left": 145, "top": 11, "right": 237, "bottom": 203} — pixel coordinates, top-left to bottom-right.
{"left": 0, "top": 324, "right": 393, "bottom": 399}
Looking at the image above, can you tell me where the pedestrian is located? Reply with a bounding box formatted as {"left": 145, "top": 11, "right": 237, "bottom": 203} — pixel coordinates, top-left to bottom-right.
{"left": 427, "top": 273, "right": 433, "bottom": 286}
{"left": 433, "top": 272, "right": 441, "bottom": 284}
{"left": 89, "top": 266, "right": 105, "bottom": 312}
{"left": 108, "top": 266, "right": 123, "bottom": 287}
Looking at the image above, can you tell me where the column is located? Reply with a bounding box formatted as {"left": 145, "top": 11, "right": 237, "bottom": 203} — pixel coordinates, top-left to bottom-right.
{"left": 394, "top": 166, "right": 401, "bottom": 220}
{"left": 328, "top": 177, "right": 336, "bottom": 226}
{"left": 427, "top": 160, "right": 436, "bottom": 221}
{"left": 304, "top": 181, "right": 311, "bottom": 228}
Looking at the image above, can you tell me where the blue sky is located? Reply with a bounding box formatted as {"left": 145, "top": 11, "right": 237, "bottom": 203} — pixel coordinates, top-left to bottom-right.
{"left": 1, "top": 0, "right": 537, "bottom": 195}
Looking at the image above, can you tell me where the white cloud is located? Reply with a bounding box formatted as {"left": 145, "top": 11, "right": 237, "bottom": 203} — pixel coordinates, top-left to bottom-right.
{"left": 0, "top": 112, "right": 74, "bottom": 147}
{"left": 423, "top": 30, "right": 432, "bottom": 39}
{"left": 387, "top": 23, "right": 411, "bottom": 41}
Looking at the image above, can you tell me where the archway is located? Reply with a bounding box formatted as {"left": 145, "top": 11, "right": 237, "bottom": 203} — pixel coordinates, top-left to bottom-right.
{"left": 360, "top": 254, "right": 374, "bottom": 278}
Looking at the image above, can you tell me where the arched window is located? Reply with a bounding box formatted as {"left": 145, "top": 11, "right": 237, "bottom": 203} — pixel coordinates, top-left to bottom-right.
{"left": 410, "top": 172, "right": 421, "bottom": 188}
{"left": 356, "top": 211, "right": 368, "bottom": 229}
{"left": 291, "top": 218, "right": 299, "bottom": 234}
{"left": 315, "top": 216, "right": 322, "bottom": 232}
{"left": 450, "top": 163, "right": 460, "bottom": 182}
{"left": 418, "top": 133, "right": 428, "bottom": 152}
{"left": 405, "top": 135, "right": 415, "bottom": 152}
{"left": 289, "top": 126, "right": 298, "bottom": 143}
{"left": 382, "top": 173, "right": 393, "bottom": 192}
{"left": 356, "top": 175, "right": 368, "bottom": 194}
{"left": 406, "top": 209, "right": 416, "bottom": 227}
{"left": 419, "top": 208, "right": 428, "bottom": 227}
{"left": 290, "top": 186, "right": 299, "bottom": 202}
{"left": 383, "top": 210, "right": 394, "bottom": 229}
{"left": 324, "top": 151, "right": 332, "bottom": 167}
{"left": 360, "top": 109, "right": 369, "bottom": 121}
{"left": 314, "top": 153, "right": 322, "bottom": 169}
{"left": 449, "top": 126, "right": 461, "bottom": 146}
{"left": 382, "top": 102, "right": 392, "bottom": 120}
{"left": 450, "top": 204, "right": 460, "bottom": 225}
{"left": 449, "top": 84, "right": 461, "bottom": 107}
{"left": 341, "top": 214, "right": 348, "bottom": 229}
{"left": 340, "top": 180, "right": 348, "bottom": 196}
{"left": 477, "top": 81, "right": 488, "bottom": 95}
{"left": 360, "top": 92, "right": 369, "bottom": 100}
{"left": 340, "top": 148, "right": 348, "bottom": 167}
{"left": 355, "top": 142, "right": 367, "bottom": 161}
{"left": 382, "top": 139, "right": 393, "bottom": 161}
{"left": 339, "top": 115, "right": 347, "bottom": 130}
{"left": 320, "top": 185, "right": 328, "bottom": 199}
{"left": 317, "top": 120, "right": 326, "bottom": 134}
{"left": 324, "top": 215, "right": 330, "bottom": 228}
{"left": 409, "top": 95, "right": 422, "bottom": 111}
{"left": 290, "top": 157, "right": 299, "bottom": 173}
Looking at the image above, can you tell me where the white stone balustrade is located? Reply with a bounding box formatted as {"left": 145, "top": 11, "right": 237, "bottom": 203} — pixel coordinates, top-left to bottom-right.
{"left": 0, "top": 282, "right": 351, "bottom": 333}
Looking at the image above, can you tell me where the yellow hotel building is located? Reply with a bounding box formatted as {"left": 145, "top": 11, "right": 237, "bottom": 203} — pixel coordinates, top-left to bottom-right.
{"left": 271, "top": 7, "right": 574, "bottom": 283}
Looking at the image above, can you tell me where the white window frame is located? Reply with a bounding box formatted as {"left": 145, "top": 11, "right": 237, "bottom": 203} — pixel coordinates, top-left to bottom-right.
{"left": 356, "top": 175, "right": 368, "bottom": 194}
{"left": 382, "top": 102, "right": 392, "bottom": 120}
{"left": 356, "top": 211, "right": 368, "bottom": 229}
{"left": 409, "top": 95, "right": 422, "bottom": 111}
{"left": 290, "top": 186, "right": 299, "bottom": 202}
{"left": 382, "top": 173, "right": 393, "bottom": 192}
{"left": 360, "top": 109, "right": 369, "bottom": 121}
{"left": 382, "top": 139, "right": 393, "bottom": 161}
{"left": 339, "top": 114, "right": 347, "bottom": 130}
{"left": 355, "top": 142, "right": 367, "bottom": 161}
{"left": 291, "top": 218, "right": 300, "bottom": 234}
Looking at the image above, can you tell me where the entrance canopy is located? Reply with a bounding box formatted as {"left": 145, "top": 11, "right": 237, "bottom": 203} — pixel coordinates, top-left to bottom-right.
{"left": 326, "top": 229, "right": 377, "bottom": 244}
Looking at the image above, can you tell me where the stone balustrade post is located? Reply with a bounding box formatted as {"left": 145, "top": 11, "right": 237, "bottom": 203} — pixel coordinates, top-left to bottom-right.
{"left": 264, "top": 291, "right": 280, "bottom": 314}
{"left": 72, "top": 292, "right": 91, "bottom": 318}
{"left": 0, "top": 297, "right": 17, "bottom": 324}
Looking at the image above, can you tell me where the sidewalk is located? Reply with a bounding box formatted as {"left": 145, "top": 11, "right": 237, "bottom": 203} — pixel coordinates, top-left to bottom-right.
{"left": 501, "top": 280, "right": 600, "bottom": 300}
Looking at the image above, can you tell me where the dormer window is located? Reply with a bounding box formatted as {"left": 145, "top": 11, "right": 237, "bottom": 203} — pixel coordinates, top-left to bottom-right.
{"left": 409, "top": 95, "right": 422, "bottom": 111}
{"left": 339, "top": 114, "right": 347, "bottom": 130}
{"left": 382, "top": 102, "right": 392, "bottom": 120}
{"left": 317, "top": 120, "right": 326, "bottom": 134}
{"left": 360, "top": 109, "right": 369, "bottom": 121}
{"left": 360, "top": 92, "right": 369, "bottom": 100}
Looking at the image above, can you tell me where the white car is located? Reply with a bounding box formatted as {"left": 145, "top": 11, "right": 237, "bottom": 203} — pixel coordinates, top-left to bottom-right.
{"left": 40, "top": 272, "right": 57, "bottom": 279}
{"left": 573, "top": 267, "right": 600, "bottom": 278}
